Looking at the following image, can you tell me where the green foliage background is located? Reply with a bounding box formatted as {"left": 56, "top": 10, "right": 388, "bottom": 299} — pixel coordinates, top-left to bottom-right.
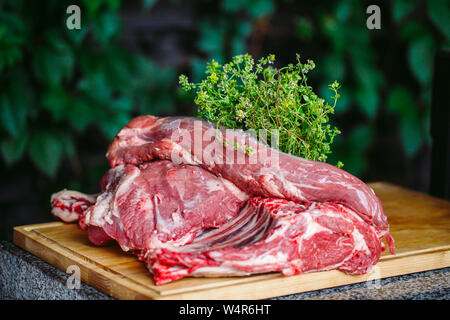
{"left": 1, "top": 0, "right": 176, "bottom": 180}
{"left": 1, "top": 0, "right": 449, "bottom": 182}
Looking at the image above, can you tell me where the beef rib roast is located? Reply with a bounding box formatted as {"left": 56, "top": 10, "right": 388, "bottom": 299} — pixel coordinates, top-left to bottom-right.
{"left": 51, "top": 115, "right": 395, "bottom": 285}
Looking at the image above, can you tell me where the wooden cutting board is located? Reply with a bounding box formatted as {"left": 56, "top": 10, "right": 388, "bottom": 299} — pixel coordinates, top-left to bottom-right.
{"left": 13, "top": 182, "right": 450, "bottom": 300}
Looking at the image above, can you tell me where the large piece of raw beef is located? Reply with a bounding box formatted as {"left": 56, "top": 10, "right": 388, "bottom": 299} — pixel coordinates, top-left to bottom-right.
{"left": 51, "top": 115, "right": 395, "bottom": 285}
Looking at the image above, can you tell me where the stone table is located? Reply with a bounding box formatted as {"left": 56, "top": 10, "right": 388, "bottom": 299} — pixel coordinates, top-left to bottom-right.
{"left": 1, "top": 241, "right": 449, "bottom": 300}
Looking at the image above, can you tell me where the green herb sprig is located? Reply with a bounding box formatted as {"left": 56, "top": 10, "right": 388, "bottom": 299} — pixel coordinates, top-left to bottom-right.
{"left": 179, "top": 53, "right": 343, "bottom": 167}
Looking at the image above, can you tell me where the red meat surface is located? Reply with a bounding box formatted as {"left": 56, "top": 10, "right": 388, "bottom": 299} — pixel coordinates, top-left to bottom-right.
{"left": 51, "top": 115, "right": 394, "bottom": 285}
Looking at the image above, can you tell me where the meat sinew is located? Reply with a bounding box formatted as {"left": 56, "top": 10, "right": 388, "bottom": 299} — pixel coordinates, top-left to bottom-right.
{"left": 51, "top": 115, "right": 395, "bottom": 285}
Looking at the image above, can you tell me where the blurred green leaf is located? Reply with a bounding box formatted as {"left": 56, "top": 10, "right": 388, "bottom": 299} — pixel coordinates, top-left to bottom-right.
{"left": 29, "top": 130, "right": 63, "bottom": 177}
{"left": 399, "top": 115, "right": 423, "bottom": 157}
{"left": 392, "top": 0, "right": 418, "bottom": 22}
{"left": 110, "top": 97, "right": 133, "bottom": 112}
{"left": 42, "top": 86, "right": 70, "bottom": 120}
{"left": 32, "top": 37, "right": 74, "bottom": 86}
{"left": 1, "top": 95, "right": 22, "bottom": 137}
{"left": 320, "top": 14, "right": 343, "bottom": 51}
{"left": 92, "top": 10, "right": 121, "bottom": 46}
{"left": 1, "top": 130, "right": 28, "bottom": 165}
{"left": 104, "top": 49, "right": 134, "bottom": 88}
{"left": 78, "top": 71, "right": 112, "bottom": 102}
{"left": 428, "top": 0, "right": 450, "bottom": 39}
{"left": 223, "top": 0, "right": 273, "bottom": 17}
{"left": 0, "top": 12, "right": 25, "bottom": 71}
{"left": 198, "top": 22, "right": 225, "bottom": 60}
{"left": 106, "top": 0, "right": 121, "bottom": 10}
{"left": 66, "top": 27, "right": 88, "bottom": 44}
{"left": 69, "top": 99, "right": 94, "bottom": 132}
{"left": 231, "top": 21, "right": 252, "bottom": 56}
{"left": 387, "top": 86, "right": 415, "bottom": 115}
{"left": 321, "top": 54, "right": 345, "bottom": 81}
{"left": 59, "top": 133, "right": 76, "bottom": 158}
{"left": 0, "top": 39, "right": 23, "bottom": 70}
{"left": 222, "top": 0, "right": 244, "bottom": 12}
{"left": 387, "top": 86, "right": 424, "bottom": 157}
{"left": 142, "top": 0, "right": 157, "bottom": 9}
{"left": 9, "top": 74, "right": 35, "bottom": 118}
{"left": 100, "top": 111, "right": 131, "bottom": 139}
{"left": 83, "top": 0, "right": 106, "bottom": 14}
{"left": 400, "top": 21, "right": 427, "bottom": 40}
{"left": 335, "top": 0, "right": 352, "bottom": 22}
{"left": 295, "top": 17, "right": 313, "bottom": 40}
{"left": 147, "top": 91, "right": 174, "bottom": 115}
{"left": 247, "top": 0, "right": 274, "bottom": 18}
{"left": 346, "top": 125, "right": 374, "bottom": 175}
{"left": 355, "top": 85, "right": 379, "bottom": 119}
{"left": 408, "top": 36, "right": 435, "bottom": 84}
{"left": 330, "top": 125, "right": 374, "bottom": 176}
{"left": 192, "top": 58, "right": 208, "bottom": 83}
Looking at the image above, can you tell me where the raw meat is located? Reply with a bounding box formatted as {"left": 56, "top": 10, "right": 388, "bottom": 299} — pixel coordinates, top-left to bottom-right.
{"left": 106, "top": 116, "right": 392, "bottom": 241}
{"left": 150, "top": 198, "right": 383, "bottom": 284}
{"left": 51, "top": 115, "right": 395, "bottom": 285}
{"left": 53, "top": 160, "right": 248, "bottom": 251}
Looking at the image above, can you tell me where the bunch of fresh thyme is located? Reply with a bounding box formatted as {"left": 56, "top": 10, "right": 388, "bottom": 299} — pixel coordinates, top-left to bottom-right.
{"left": 179, "top": 53, "right": 343, "bottom": 166}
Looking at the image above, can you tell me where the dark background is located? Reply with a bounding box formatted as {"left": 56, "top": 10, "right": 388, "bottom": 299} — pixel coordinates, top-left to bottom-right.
{"left": 0, "top": 0, "right": 449, "bottom": 240}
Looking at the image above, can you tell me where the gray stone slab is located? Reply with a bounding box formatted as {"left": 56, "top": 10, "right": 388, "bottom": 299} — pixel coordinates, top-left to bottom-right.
{"left": 1, "top": 240, "right": 449, "bottom": 300}
{"left": 273, "top": 267, "right": 450, "bottom": 300}
{"left": 0, "top": 241, "right": 111, "bottom": 300}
